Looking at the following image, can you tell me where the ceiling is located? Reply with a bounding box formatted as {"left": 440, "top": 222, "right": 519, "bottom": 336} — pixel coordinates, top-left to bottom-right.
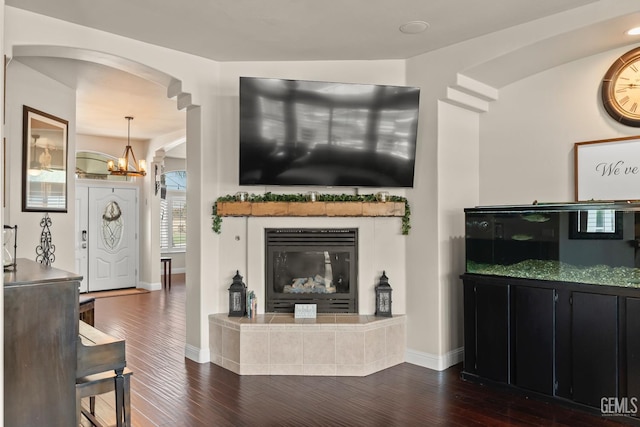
{"left": 8, "top": 0, "right": 600, "bottom": 62}
{"left": 16, "top": 56, "right": 185, "bottom": 139}
{"left": 4, "top": 0, "right": 612, "bottom": 156}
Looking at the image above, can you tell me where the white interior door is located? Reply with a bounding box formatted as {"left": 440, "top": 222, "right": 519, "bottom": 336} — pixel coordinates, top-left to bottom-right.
{"left": 87, "top": 187, "right": 138, "bottom": 291}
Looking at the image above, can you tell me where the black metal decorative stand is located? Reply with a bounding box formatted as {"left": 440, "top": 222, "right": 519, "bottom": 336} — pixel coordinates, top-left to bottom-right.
{"left": 36, "top": 213, "right": 56, "bottom": 266}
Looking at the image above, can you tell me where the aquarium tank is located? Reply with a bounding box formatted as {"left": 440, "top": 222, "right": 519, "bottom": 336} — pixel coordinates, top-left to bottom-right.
{"left": 465, "top": 202, "right": 640, "bottom": 288}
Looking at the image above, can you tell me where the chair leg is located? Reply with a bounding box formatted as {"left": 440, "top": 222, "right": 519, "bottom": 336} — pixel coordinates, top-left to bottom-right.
{"left": 124, "top": 371, "right": 131, "bottom": 426}
{"left": 114, "top": 368, "right": 124, "bottom": 427}
{"left": 77, "top": 368, "right": 132, "bottom": 427}
{"left": 76, "top": 387, "right": 82, "bottom": 427}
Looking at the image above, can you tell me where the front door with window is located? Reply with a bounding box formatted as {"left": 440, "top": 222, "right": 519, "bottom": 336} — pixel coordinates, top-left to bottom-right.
{"left": 76, "top": 186, "right": 138, "bottom": 292}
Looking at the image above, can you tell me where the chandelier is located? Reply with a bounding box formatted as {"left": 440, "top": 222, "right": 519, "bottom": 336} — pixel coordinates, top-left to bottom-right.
{"left": 107, "top": 116, "right": 147, "bottom": 177}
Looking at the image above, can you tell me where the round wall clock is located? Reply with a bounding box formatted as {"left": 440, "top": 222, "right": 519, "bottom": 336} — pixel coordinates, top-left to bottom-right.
{"left": 601, "top": 46, "right": 640, "bottom": 127}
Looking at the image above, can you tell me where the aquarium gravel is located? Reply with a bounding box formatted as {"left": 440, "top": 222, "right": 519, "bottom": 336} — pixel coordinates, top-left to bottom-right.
{"left": 466, "top": 260, "right": 640, "bottom": 288}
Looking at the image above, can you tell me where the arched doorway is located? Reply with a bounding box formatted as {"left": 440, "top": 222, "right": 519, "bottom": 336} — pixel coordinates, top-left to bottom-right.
{"left": 7, "top": 45, "right": 206, "bottom": 361}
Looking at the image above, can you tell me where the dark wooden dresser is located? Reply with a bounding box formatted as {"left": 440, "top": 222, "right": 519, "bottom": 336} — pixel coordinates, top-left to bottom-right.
{"left": 4, "top": 258, "right": 81, "bottom": 426}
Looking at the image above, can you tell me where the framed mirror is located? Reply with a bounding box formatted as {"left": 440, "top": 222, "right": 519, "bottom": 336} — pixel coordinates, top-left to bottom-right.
{"left": 22, "top": 106, "right": 68, "bottom": 212}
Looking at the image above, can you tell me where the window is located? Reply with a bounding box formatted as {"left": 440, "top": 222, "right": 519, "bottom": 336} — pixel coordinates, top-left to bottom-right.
{"left": 161, "top": 196, "right": 186, "bottom": 250}
{"left": 163, "top": 170, "right": 186, "bottom": 190}
{"left": 584, "top": 209, "right": 615, "bottom": 233}
{"left": 160, "top": 171, "right": 187, "bottom": 251}
{"left": 569, "top": 209, "right": 623, "bottom": 240}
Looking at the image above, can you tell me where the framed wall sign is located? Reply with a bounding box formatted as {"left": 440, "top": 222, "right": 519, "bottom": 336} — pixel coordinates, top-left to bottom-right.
{"left": 22, "top": 106, "right": 68, "bottom": 212}
{"left": 574, "top": 135, "right": 640, "bottom": 202}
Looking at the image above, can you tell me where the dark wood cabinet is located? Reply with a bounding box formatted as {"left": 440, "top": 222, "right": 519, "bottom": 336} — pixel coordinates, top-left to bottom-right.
{"left": 462, "top": 274, "right": 640, "bottom": 419}
{"left": 4, "top": 259, "right": 81, "bottom": 427}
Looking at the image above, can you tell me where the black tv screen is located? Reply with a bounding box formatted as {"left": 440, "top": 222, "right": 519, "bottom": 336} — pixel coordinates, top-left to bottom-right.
{"left": 239, "top": 77, "right": 420, "bottom": 187}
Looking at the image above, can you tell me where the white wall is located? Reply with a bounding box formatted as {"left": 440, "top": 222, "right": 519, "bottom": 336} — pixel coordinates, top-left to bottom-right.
{"left": 1, "top": 0, "right": 6, "bottom": 419}
{"left": 437, "top": 101, "right": 480, "bottom": 362}
{"left": 164, "top": 156, "right": 185, "bottom": 173}
{"left": 77, "top": 134, "right": 149, "bottom": 161}
{"left": 480, "top": 45, "right": 640, "bottom": 205}
{"left": 405, "top": 54, "right": 460, "bottom": 365}
{"left": 5, "top": 60, "right": 77, "bottom": 272}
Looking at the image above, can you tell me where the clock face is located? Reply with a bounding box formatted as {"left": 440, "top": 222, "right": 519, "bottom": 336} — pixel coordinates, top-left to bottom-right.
{"left": 602, "top": 47, "right": 640, "bottom": 127}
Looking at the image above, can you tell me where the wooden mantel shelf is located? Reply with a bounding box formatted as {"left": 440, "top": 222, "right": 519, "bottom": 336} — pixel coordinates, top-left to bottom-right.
{"left": 216, "top": 201, "right": 405, "bottom": 218}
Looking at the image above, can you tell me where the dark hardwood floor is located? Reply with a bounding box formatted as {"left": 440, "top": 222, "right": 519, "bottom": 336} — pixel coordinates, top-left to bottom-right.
{"left": 84, "top": 274, "right": 626, "bottom": 427}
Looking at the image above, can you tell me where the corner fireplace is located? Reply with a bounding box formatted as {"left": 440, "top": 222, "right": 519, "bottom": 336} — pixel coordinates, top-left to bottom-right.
{"left": 265, "top": 228, "right": 358, "bottom": 313}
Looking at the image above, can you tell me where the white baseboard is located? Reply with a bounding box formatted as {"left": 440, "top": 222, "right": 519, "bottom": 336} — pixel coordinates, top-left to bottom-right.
{"left": 405, "top": 346, "right": 464, "bottom": 371}
{"left": 138, "top": 281, "right": 162, "bottom": 291}
{"left": 185, "top": 343, "right": 210, "bottom": 364}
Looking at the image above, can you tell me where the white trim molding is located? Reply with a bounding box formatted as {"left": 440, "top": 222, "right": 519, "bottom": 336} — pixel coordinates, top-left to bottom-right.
{"left": 185, "top": 344, "right": 210, "bottom": 364}
{"left": 405, "top": 346, "right": 464, "bottom": 371}
{"left": 138, "top": 281, "right": 162, "bottom": 292}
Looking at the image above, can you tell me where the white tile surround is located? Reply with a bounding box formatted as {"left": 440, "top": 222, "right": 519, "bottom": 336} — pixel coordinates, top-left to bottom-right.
{"left": 209, "top": 313, "right": 406, "bottom": 376}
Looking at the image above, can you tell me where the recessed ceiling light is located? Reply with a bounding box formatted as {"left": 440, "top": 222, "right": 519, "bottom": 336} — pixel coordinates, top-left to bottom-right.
{"left": 627, "top": 26, "right": 640, "bottom": 36}
{"left": 399, "top": 21, "right": 430, "bottom": 35}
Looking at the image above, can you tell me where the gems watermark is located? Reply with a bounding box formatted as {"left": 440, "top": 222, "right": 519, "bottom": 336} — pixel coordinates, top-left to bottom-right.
{"left": 601, "top": 397, "right": 638, "bottom": 417}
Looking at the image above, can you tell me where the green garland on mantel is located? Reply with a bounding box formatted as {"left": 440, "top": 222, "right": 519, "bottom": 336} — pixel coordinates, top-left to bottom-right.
{"left": 211, "top": 192, "right": 411, "bottom": 235}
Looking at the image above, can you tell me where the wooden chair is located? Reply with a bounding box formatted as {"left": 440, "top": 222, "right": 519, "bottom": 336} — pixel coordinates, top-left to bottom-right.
{"left": 79, "top": 296, "right": 95, "bottom": 327}
{"left": 76, "top": 367, "right": 133, "bottom": 427}
{"left": 77, "top": 321, "right": 129, "bottom": 427}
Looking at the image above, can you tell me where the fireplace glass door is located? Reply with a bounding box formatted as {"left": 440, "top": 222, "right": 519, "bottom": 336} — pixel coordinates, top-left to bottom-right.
{"left": 266, "top": 229, "right": 357, "bottom": 313}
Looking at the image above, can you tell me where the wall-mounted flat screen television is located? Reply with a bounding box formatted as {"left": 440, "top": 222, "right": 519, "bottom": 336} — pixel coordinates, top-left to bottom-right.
{"left": 239, "top": 77, "right": 420, "bottom": 187}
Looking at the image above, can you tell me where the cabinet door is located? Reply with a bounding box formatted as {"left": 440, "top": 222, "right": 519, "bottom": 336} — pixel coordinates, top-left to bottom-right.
{"left": 513, "top": 286, "right": 555, "bottom": 395}
{"left": 627, "top": 297, "right": 640, "bottom": 401}
{"left": 572, "top": 292, "right": 618, "bottom": 408}
{"left": 475, "top": 282, "right": 509, "bottom": 383}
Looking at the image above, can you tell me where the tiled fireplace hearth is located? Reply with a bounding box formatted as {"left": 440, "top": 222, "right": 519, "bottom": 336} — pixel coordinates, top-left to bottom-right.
{"left": 209, "top": 313, "right": 406, "bottom": 376}
{"left": 212, "top": 213, "right": 407, "bottom": 376}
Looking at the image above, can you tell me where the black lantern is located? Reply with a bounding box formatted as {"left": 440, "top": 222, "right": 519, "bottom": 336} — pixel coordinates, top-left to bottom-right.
{"left": 375, "top": 271, "right": 392, "bottom": 317}
{"left": 228, "top": 270, "right": 247, "bottom": 317}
